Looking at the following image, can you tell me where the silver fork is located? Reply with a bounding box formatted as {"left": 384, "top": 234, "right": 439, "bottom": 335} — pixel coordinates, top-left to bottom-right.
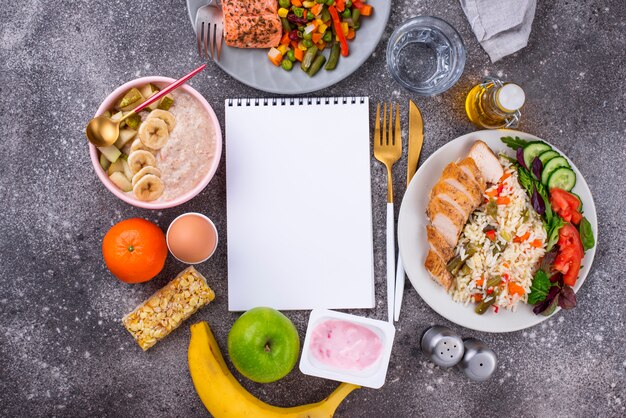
{"left": 195, "top": 2, "right": 224, "bottom": 62}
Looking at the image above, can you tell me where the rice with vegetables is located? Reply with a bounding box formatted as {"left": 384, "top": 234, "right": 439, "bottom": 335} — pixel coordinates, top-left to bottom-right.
{"left": 449, "top": 158, "right": 547, "bottom": 313}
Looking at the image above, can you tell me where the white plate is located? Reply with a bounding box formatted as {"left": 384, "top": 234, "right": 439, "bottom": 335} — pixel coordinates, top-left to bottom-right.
{"left": 397, "top": 129, "right": 597, "bottom": 333}
{"left": 186, "top": 0, "right": 391, "bottom": 94}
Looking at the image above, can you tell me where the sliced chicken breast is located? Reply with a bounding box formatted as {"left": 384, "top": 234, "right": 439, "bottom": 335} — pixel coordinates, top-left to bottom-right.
{"left": 440, "top": 162, "right": 483, "bottom": 206}
{"left": 458, "top": 157, "right": 486, "bottom": 191}
{"left": 424, "top": 250, "right": 453, "bottom": 290}
{"left": 431, "top": 181, "right": 475, "bottom": 217}
{"left": 426, "top": 225, "right": 454, "bottom": 261}
{"left": 468, "top": 140, "right": 503, "bottom": 184}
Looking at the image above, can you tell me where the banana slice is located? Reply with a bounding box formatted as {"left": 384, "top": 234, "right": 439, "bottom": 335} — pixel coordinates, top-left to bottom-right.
{"left": 131, "top": 166, "right": 162, "bottom": 187}
{"left": 130, "top": 138, "right": 157, "bottom": 155}
{"left": 128, "top": 150, "right": 157, "bottom": 175}
{"left": 133, "top": 174, "right": 164, "bottom": 202}
{"left": 139, "top": 118, "right": 169, "bottom": 150}
{"left": 147, "top": 109, "right": 176, "bottom": 133}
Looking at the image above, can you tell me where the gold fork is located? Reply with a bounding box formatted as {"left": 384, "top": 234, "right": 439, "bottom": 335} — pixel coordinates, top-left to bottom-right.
{"left": 373, "top": 103, "right": 402, "bottom": 323}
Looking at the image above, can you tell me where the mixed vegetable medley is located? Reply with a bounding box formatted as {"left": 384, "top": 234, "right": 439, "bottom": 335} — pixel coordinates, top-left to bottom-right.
{"left": 501, "top": 136, "right": 595, "bottom": 316}
{"left": 268, "top": 0, "right": 373, "bottom": 76}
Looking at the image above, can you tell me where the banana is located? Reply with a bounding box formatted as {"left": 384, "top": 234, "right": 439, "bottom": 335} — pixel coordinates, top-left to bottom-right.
{"left": 131, "top": 166, "right": 162, "bottom": 187}
{"left": 129, "top": 138, "right": 157, "bottom": 155}
{"left": 188, "top": 321, "right": 360, "bottom": 418}
{"left": 139, "top": 117, "right": 169, "bottom": 149}
{"left": 127, "top": 150, "right": 156, "bottom": 175}
{"left": 132, "top": 174, "right": 164, "bottom": 201}
{"left": 147, "top": 109, "right": 176, "bottom": 133}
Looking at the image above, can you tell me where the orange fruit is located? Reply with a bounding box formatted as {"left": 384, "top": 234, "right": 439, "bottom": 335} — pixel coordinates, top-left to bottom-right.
{"left": 102, "top": 218, "right": 167, "bottom": 283}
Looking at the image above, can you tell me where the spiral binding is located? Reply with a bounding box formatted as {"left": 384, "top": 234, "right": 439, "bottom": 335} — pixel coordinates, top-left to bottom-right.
{"left": 226, "top": 97, "right": 367, "bottom": 106}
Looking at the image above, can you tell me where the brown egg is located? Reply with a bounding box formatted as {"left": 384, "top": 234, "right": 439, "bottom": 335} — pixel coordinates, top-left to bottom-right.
{"left": 166, "top": 213, "right": 218, "bottom": 264}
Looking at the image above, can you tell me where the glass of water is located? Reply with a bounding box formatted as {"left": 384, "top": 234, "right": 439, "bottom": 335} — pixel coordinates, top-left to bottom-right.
{"left": 386, "top": 16, "right": 466, "bottom": 96}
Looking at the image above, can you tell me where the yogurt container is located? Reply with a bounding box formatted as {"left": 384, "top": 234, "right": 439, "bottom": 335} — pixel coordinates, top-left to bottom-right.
{"left": 299, "top": 309, "right": 395, "bottom": 389}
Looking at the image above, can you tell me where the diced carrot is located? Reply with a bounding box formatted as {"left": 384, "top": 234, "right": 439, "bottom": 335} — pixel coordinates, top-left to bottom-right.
{"left": 496, "top": 196, "right": 510, "bottom": 205}
{"left": 291, "top": 0, "right": 302, "bottom": 6}
{"left": 312, "top": 33, "right": 323, "bottom": 44}
{"left": 502, "top": 262, "right": 509, "bottom": 268}
{"left": 280, "top": 32, "right": 291, "bottom": 46}
{"left": 499, "top": 171, "right": 512, "bottom": 182}
{"left": 508, "top": 282, "right": 525, "bottom": 296}
{"left": 303, "top": 10, "right": 307, "bottom": 19}
{"left": 473, "top": 294, "right": 483, "bottom": 302}
{"left": 530, "top": 239, "right": 543, "bottom": 248}
{"left": 513, "top": 231, "right": 530, "bottom": 243}
{"left": 335, "top": 0, "right": 345, "bottom": 12}
{"left": 476, "top": 277, "right": 484, "bottom": 287}
{"left": 291, "top": 40, "right": 299, "bottom": 49}
{"left": 360, "top": 4, "right": 373, "bottom": 15}
{"left": 485, "top": 189, "right": 498, "bottom": 198}
{"left": 346, "top": 28, "right": 356, "bottom": 40}
{"left": 293, "top": 47, "right": 304, "bottom": 62}
{"left": 311, "top": 3, "right": 324, "bottom": 16}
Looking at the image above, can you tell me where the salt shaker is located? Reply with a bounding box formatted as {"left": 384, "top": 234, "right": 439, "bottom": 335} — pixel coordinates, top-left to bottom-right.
{"left": 420, "top": 326, "right": 465, "bottom": 368}
{"left": 457, "top": 338, "right": 497, "bottom": 382}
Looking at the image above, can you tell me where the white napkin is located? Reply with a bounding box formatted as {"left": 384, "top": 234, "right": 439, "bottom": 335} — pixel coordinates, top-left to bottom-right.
{"left": 460, "top": 0, "right": 537, "bottom": 62}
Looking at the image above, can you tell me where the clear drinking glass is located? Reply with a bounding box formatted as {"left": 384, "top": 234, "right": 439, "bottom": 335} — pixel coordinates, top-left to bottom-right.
{"left": 386, "top": 16, "right": 466, "bottom": 96}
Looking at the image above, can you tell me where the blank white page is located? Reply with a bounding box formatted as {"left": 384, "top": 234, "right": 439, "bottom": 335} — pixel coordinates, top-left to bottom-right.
{"left": 225, "top": 97, "right": 374, "bottom": 311}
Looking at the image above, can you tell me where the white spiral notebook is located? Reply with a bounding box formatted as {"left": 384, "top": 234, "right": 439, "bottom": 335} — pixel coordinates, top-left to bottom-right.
{"left": 225, "top": 97, "right": 374, "bottom": 311}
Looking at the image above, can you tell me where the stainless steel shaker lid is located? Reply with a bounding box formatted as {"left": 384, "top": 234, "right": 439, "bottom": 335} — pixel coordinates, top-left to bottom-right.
{"left": 458, "top": 338, "right": 497, "bottom": 381}
{"left": 420, "top": 326, "right": 465, "bottom": 368}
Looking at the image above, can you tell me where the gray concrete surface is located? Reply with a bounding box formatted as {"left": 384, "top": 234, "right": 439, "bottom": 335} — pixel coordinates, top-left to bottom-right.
{"left": 1, "top": 0, "right": 624, "bottom": 416}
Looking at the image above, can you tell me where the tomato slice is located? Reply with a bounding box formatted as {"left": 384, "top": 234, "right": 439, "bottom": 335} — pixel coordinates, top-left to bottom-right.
{"left": 550, "top": 188, "right": 583, "bottom": 225}
{"left": 553, "top": 224, "right": 583, "bottom": 286}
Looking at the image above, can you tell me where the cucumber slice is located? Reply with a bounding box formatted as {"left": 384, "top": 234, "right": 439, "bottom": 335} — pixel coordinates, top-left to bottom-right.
{"left": 537, "top": 150, "right": 559, "bottom": 165}
{"left": 523, "top": 142, "right": 552, "bottom": 169}
{"left": 547, "top": 167, "right": 576, "bottom": 191}
{"left": 541, "top": 156, "right": 570, "bottom": 185}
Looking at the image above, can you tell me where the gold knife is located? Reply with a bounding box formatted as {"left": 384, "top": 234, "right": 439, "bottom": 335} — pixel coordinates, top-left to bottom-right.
{"left": 394, "top": 100, "right": 424, "bottom": 321}
{"left": 406, "top": 100, "right": 424, "bottom": 186}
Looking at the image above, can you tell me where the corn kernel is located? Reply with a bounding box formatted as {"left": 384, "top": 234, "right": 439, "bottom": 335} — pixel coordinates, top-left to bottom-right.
{"left": 340, "top": 22, "right": 349, "bottom": 36}
{"left": 318, "top": 23, "right": 328, "bottom": 33}
{"left": 278, "top": 7, "right": 289, "bottom": 18}
{"left": 277, "top": 45, "right": 289, "bottom": 55}
{"left": 303, "top": 0, "right": 316, "bottom": 7}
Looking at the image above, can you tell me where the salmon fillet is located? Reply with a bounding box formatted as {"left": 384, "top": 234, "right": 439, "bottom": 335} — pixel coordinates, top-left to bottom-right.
{"left": 222, "top": 0, "right": 282, "bottom": 48}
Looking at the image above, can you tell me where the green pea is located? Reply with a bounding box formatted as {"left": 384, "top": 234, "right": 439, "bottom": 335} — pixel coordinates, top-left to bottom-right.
{"left": 303, "top": 32, "right": 312, "bottom": 40}
{"left": 302, "top": 39, "right": 313, "bottom": 47}
{"left": 279, "top": 0, "right": 291, "bottom": 8}
{"left": 342, "top": 9, "right": 351, "bottom": 18}
{"left": 322, "top": 30, "right": 332, "bottom": 42}
{"left": 293, "top": 7, "right": 304, "bottom": 17}
{"left": 325, "top": 0, "right": 334, "bottom": 5}
{"left": 281, "top": 58, "right": 293, "bottom": 71}
{"left": 307, "top": 13, "right": 315, "bottom": 21}
{"left": 286, "top": 50, "right": 296, "bottom": 62}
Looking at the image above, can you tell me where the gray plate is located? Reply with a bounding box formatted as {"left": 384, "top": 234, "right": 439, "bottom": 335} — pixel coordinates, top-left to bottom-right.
{"left": 186, "top": 0, "right": 391, "bottom": 94}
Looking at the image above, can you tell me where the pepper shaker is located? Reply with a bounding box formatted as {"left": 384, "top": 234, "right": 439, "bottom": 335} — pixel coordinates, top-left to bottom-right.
{"left": 420, "top": 326, "right": 465, "bottom": 368}
{"left": 457, "top": 338, "right": 497, "bottom": 382}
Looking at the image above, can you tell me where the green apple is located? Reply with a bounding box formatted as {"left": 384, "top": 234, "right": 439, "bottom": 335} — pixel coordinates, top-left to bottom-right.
{"left": 227, "top": 307, "right": 300, "bottom": 383}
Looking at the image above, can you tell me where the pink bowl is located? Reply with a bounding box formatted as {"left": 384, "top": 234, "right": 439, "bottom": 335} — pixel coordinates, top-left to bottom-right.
{"left": 88, "top": 76, "right": 222, "bottom": 209}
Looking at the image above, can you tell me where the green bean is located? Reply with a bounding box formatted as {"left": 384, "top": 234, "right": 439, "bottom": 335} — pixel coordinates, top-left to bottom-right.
{"left": 323, "top": 30, "right": 333, "bottom": 43}
{"left": 475, "top": 293, "right": 497, "bottom": 315}
{"left": 342, "top": 9, "right": 351, "bottom": 18}
{"left": 286, "top": 50, "right": 296, "bottom": 62}
{"left": 522, "top": 208, "right": 530, "bottom": 222}
{"left": 325, "top": 0, "right": 334, "bottom": 5}
{"left": 486, "top": 275, "right": 502, "bottom": 288}
{"left": 325, "top": 44, "right": 340, "bottom": 70}
{"left": 321, "top": 8, "right": 331, "bottom": 22}
{"left": 446, "top": 255, "right": 464, "bottom": 275}
{"left": 492, "top": 242, "right": 507, "bottom": 255}
{"left": 465, "top": 243, "right": 478, "bottom": 257}
{"left": 281, "top": 18, "right": 292, "bottom": 33}
{"left": 460, "top": 264, "right": 472, "bottom": 275}
{"left": 351, "top": 8, "right": 360, "bottom": 26}
{"left": 307, "top": 55, "right": 327, "bottom": 77}
{"left": 279, "top": 0, "right": 291, "bottom": 8}
{"left": 300, "top": 46, "right": 318, "bottom": 71}
{"left": 316, "top": 0, "right": 325, "bottom": 3}
{"left": 281, "top": 59, "right": 293, "bottom": 71}
{"left": 500, "top": 230, "right": 512, "bottom": 242}
{"left": 486, "top": 199, "right": 497, "bottom": 218}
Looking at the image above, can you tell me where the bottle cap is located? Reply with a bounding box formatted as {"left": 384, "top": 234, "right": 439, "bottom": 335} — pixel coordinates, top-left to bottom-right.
{"left": 420, "top": 326, "right": 464, "bottom": 368}
{"left": 457, "top": 338, "right": 497, "bottom": 381}
{"left": 497, "top": 83, "right": 525, "bottom": 112}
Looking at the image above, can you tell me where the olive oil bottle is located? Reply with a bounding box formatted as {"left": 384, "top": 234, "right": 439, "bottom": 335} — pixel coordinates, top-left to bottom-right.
{"left": 465, "top": 77, "right": 525, "bottom": 129}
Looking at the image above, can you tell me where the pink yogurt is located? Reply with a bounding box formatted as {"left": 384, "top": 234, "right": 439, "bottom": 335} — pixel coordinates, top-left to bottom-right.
{"left": 310, "top": 319, "right": 383, "bottom": 371}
